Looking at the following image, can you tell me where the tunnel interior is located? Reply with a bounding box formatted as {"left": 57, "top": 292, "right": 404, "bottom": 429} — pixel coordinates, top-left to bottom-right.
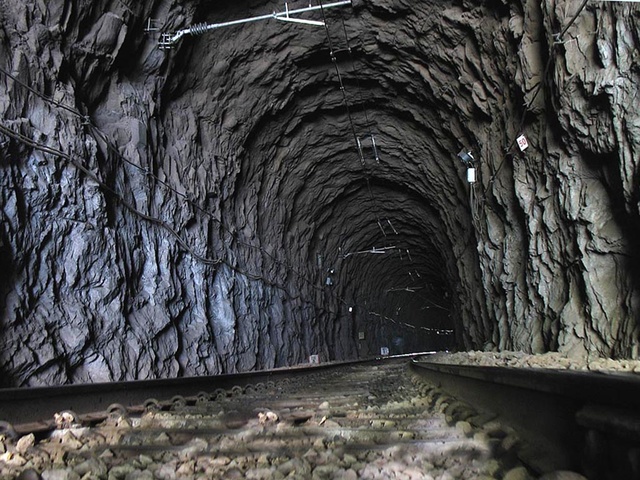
{"left": 160, "top": 1, "right": 468, "bottom": 356}
{"left": 0, "top": 0, "right": 638, "bottom": 386}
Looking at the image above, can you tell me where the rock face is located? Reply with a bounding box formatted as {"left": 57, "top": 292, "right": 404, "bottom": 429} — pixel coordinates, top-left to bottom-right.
{"left": 0, "top": 0, "right": 638, "bottom": 386}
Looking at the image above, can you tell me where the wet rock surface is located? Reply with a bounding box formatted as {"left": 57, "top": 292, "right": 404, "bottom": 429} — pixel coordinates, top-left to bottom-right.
{"left": 0, "top": 362, "right": 584, "bottom": 479}
{"left": 0, "top": 0, "right": 639, "bottom": 386}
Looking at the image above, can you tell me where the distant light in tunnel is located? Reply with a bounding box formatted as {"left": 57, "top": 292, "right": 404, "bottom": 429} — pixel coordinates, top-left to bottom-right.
{"left": 326, "top": 269, "right": 335, "bottom": 286}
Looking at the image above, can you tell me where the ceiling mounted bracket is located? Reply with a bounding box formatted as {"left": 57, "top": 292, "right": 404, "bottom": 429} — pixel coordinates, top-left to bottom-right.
{"left": 276, "top": 3, "right": 325, "bottom": 26}
{"left": 357, "top": 134, "right": 380, "bottom": 164}
{"left": 157, "top": 0, "right": 352, "bottom": 49}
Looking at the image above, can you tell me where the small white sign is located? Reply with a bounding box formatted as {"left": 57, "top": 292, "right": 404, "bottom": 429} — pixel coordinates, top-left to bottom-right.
{"left": 380, "top": 347, "right": 390, "bottom": 356}
{"left": 516, "top": 134, "right": 529, "bottom": 151}
{"left": 358, "top": 332, "right": 365, "bottom": 340}
{"left": 309, "top": 354, "right": 320, "bottom": 364}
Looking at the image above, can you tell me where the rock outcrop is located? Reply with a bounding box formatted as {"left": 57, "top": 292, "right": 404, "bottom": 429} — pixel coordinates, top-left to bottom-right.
{"left": 0, "top": 0, "right": 638, "bottom": 386}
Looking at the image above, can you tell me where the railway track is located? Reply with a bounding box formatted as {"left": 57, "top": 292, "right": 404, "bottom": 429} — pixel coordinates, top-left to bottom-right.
{"left": 0, "top": 354, "right": 638, "bottom": 479}
{"left": 411, "top": 355, "right": 640, "bottom": 480}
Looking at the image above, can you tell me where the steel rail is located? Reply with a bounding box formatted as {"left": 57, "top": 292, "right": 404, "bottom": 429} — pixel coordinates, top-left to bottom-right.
{"left": 411, "top": 357, "right": 640, "bottom": 479}
{"left": 411, "top": 358, "right": 640, "bottom": 409}
{"left": 0, "top": 355, "right": 414, "bottom": 429}
{"left": 4, "top": 353, "right": 640, "bottom": 478}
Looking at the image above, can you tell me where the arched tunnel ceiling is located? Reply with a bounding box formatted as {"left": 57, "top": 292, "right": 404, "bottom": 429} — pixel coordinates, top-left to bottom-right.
{"left": 0, "top": 0, "right": 639, "bottom": 386}
{"left": 161, "top": 0, "right": 482, "bottom": 316}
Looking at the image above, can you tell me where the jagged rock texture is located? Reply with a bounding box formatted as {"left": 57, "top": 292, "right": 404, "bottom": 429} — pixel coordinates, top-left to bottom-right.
{"left": 0, "top": 0, "right": 638, "bottom": 386}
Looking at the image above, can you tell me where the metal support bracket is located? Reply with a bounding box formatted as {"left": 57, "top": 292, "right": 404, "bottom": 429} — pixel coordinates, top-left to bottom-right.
{"left": 357, "top": 133, "right": 380, "bottom": 164}
{"left": 276, "top": 3, "right": 325, "bottom": 26}
{"left": 144, "top": 19, "right": 161, "bottom": 33}
{"left": 158, "top": 0, "right": 351, "bottom": 49}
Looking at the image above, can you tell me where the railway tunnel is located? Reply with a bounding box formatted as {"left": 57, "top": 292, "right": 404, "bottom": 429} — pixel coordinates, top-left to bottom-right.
{"left": 0, "top": 0, "right": 639, "bottom": 387}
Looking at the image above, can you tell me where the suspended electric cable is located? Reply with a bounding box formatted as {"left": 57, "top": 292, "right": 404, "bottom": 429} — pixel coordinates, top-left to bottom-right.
{"left": 0, "top": 122, "right": 351, "bottom": 325}
{"left": 485, "top": 0, "right": 590, "bottom": 188}
{"left": 315, "top": 0, "right": 406, "bottom": 275}
{"left": 0, "top": 123, "right": 220, "bottom": 266}
{"left": 385, "top": 286, "right": 450, "bottom": 311}
{"left": 0, "top": 66, "right": 87, "bottom": 120}
{"left": 368, "top": 311, "right": 453, "bottom": 335}
{"left": 0, "top": 65, "right": 323, "bottom": 289}
{"left": 1, "top": 34, "right": 451, "bottom": 349}
{"left": 0, "top": 65, "right": 380, "bottom": 334}
{"left": 2, "top": 122, "right": 448, "bottom": 350}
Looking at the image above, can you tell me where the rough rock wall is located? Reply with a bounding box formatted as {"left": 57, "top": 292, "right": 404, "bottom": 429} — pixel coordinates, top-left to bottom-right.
{"left": 0, "top": 0, "right": 638, "bottom": 386}
{"left": 478, "top": 0, "right": 640, "bottom": 358}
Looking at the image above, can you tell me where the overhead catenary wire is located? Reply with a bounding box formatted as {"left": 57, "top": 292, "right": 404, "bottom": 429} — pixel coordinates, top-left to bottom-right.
{"left": 320, "top": 10, "right": 401, "bottom": 246}
{"left": 316, "top": 6, "right": 446, "bottom": 333}
{"left": 368, "top": 311, "right": 453, "bottom": 336}
{"left": 340, "top": 17, "right": 373, "bottom": 132}
{"left": 385, "top": 285, "right": 450, "bottom": 311}
{"left": 318, "top": 1, "right": 363, "bottom": 166}
{"left": 339, "top": 16, "right": 380, "bottom": 163}
{"left": 158, "top": 1, "right": 352, "bottom": 47}
{"left": 314, "top": 2, "right": 396, "bottom": 262}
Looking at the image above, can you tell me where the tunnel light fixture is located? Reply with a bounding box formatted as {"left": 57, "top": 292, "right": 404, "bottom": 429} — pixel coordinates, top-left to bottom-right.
{"left": 156, "top": 0, "right": 352, "bottom": 49}
{"left": 457, "top": 149, "right": 478, "bottom": 184}
{"left": 325, "top": 268, "right": 335, "bottom": 286}
{"left": 457, "top": 149, "right": 475, "bottom": 167}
